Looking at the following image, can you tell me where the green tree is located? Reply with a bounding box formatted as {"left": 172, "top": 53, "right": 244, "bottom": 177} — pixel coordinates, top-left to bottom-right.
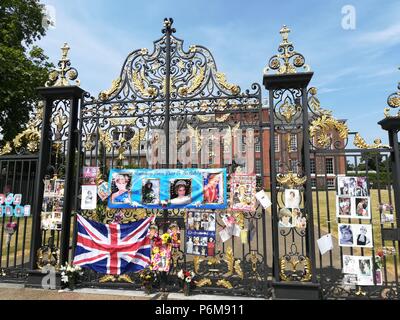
{"left": 0, "top": 0, "right": 53, "bottom": 141}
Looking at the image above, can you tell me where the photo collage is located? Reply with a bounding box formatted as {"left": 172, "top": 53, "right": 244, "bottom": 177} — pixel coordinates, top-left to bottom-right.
{"left": 230, "top": 174, "right": 257, "bottom": 212}
{"left": 278, "top": 189, "right": 307, "bottom": 230}
{"left": 108, "top": 169, "right": 226, "bottom": 210}
{"left": 185, "top": 210, "right": 216, "bottom": 257}
{"left": 0, "top": 193, "right": 31, "bottom": 218}
{"left": 81, "top": 166, "right": 99, "bottom": 210}
{"left": 336, "top": 176, "right": 374, "bottom": 248}
{"left": 343, "top": 255, "right": 381, "bottom": 286}
{"left": 337, "top": 176, "right": 370, "bottom": 219}
{"left": 41, "top": 179, "right": 65, "bottom": 231}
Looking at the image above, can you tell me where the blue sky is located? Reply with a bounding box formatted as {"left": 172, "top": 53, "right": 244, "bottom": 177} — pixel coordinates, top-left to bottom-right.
{"left": 38, "top": 0, "right": 400, "bottom": 145}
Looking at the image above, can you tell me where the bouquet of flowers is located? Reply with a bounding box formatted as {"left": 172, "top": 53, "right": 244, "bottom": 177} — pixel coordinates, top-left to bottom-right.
{"left": 139, "top": 269, "right": 155, "bottom": 294}
{"left": 60, "top": 263, "right": 83, "bottom": 290}
{"left": 178, "top": 269, "right": 195, "bottom": 284}
{"left": 375, "top": 251, "right": 384, "bottom": 270}
{"left": 178, "top": 269, "right": 195, "bottom": 296}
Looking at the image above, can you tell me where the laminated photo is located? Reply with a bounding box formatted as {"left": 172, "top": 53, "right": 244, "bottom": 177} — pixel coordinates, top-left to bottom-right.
{"left": 170, "top": 179, "right": 192, "bottom": 205}
{"left": 338, "top": 224, "right": 373, "bottom": 248}
{"left": 230, "top": 174, "right": 257, "bottom": 212}
{"left": 338, "top": 224, "right": 354, "bottom": 247}
{"left": 54, "top": 180, "right": 65, "bottom": 197}
{"left": 81, "top": 185, "right": 97, "bottom": 210}
{"left": 337, "top": 176, "right": 369, "bottom": 197}
{"left": 203, "top": 172, "right": 224, "bottom": 204}
{"left": 343, "top": 255, "right": 357, "bottom": 274}
{"left": 13, "top": 194, "right": 22, "bottom": 206}
{"left": 336, "top": 196, "right": 352, "bottom": 218}
{"left": 342, "top": 255, "right": 374, "bottom": 286}
{"left": 5, "top": 193, "right": 14, "bottom": 206}
{"left": 14, "top": 205, "right": 24, "bottom": 218}
{"left": 142, "top": 179, "right": 160, "bottom": 205}
{"left": 97, "top": 181, "right": 111, "bottom": 201}
{"left": 255, "top": 190, "right": 272, "bottom": 209}
{"left": 352, "top": 224, "right": 373, "bottom": 248}
{"left": 109, "top": 172, "right": 133, "bottom": 205}
{"left": 83, "top": 166, "right": 99, "bottom": 179}
{"left": 5, "top": 205, "right": 13, "bottom": 217}
{"left": 44, "top": 180, "right": 55, "bottom": 197}
{"left": 284, "top": 189, "right": 301, "bottom": 209}
{"left": 0, "top": 194, "right": 5, "bottom": 205}
{"left": 185, "top": 210, "right": 216, "bottom": 257}
{"left": 278, "top": 208, "right": 293, "bottom": 228}
{"left": 291, "top": 208, "right": 307, "bottom": 230}
{"left": 23, "top": 205, "right": 31, "bottom": 217}
{"left": 354, "top": 197, "right": 371, "bottom": 219}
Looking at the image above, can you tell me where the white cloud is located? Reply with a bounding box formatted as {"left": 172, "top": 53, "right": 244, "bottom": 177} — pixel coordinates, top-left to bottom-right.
{"left": 358, "top": 23, "right": 400, "bottom": 45}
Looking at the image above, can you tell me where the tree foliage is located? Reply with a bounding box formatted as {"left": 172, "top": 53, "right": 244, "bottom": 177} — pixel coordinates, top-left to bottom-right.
{"left": 0, "top": 0, "right": 53, "bottom": 141}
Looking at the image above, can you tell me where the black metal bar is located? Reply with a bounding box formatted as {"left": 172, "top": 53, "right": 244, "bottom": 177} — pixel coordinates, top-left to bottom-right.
{"left": 301, "top": 87, "right": 317, "bottom": 283}
{"left": 60, "top": 93, "right": 81, "bottom": 265}
{"left": 29, "top": 95, "right": 53, "bottom": 269}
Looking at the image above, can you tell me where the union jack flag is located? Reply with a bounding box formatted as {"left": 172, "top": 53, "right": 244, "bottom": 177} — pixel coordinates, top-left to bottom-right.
{"left": 73, "top": 214, "right": 155, "bottom": 275}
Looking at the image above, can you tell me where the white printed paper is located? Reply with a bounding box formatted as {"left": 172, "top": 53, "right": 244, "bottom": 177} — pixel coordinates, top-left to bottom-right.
{"left": 317, "top": 234, "right": 333, "bottom": 255}
{"left": 81, "top": 185, "right": 97, "bottom": 210}
{"left": 255, "top": 190, "right": 272, "bottom": 209}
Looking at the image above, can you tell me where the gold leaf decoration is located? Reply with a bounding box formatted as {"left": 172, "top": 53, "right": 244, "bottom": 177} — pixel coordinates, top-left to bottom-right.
{"left": 354, "top": 133, "right": 390, "bottom": 149}
{"left": 194, "top": 278, "right": 212, "bottom": 288}
{"left": 279, "top": 257, "right": 290, "bottom": 281}
{"left": 234, "top": 260, "right": 244, "bottom": 279}
{"left": 280, "top": 101, "right": 299, "bottom": 123}
{"left": 118, "top": 274, "right": 133, "bottom": 283}
{"left": 216, "top": 114, "right": 231, "bottom": 122}
{"left": 207, "top": 257, "right": 220, "bottom": 266}
{"left": 193, "top": 256, "right": 202, "bottom": 274}
{"left": 215, "top": 72, "right": 240, "bottom": 95}
{"left": 300, "top": 257, "right": 312, "bottom": 282}
{"left": 13, "top": 127, "right": 41, "bottom": 153}
{"left": 99, "top": 275, "right": 116, "bottom": 283}
{"left": 216, "top": 279, "right": 233, "bottom": 289}
{"left": 224, "top": 247, "right": 234, "bottom": 276}
{"left": 99, "top": 78, "right": 121, "bottom": 101}
{"left": 98, "top": 128, "right": 113, "bottom": 152}
{"left": 308, "top": 87, "right": 332, "bottom": 117}
{"left": 132, "top": 69, "right": 157, "bottom": 98}
{"left": 178, "top": 66, "right": 205, "bottom": 96}
{"left": 309, "top": 115, "right": 349, "bottom": 149}
{"left": 276, "top": 172, "right": 307, "bottom": 188}
{"left": 130, "top": 129, "right": 146, "bottom": 150}
{"left": 0, "top": 142, "right": 12, "bottom": 156}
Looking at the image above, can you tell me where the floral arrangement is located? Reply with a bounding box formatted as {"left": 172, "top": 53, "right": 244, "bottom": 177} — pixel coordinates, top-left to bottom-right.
{"left": 375, "top": 251, "right": 384, "bottom": 270}
{"left": 5, "top": 222, "right": 18, "bottom": 245}
{"left": 140, "top": 269, "right": 155, "bottom": 293}
{"left": 60, "top": 263, "right": 83, "bottom": 290}
{"left": 178, "top": 269, "right": 195, "bottom": 284}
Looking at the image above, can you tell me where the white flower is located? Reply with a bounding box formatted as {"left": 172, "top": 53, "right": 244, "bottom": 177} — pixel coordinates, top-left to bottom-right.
{"left": 61, "top": 275, "right": 69, "bottom": 283}
{"left": 178, "top": 270, "right": 184, "bottom": 280}
{"left": 185, "top": 277, "right": 192, "bottom": 283}
{"left": 190, "top": 271, "right": 195, "bottom": 277}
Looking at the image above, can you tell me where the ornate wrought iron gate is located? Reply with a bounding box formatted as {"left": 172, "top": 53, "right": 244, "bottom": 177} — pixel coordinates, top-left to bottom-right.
{"left": 0, "top": 19, "right": 399, "bottom": 300}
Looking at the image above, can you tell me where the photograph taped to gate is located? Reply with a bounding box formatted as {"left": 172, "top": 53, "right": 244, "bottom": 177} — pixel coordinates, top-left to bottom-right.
{"left": 14, "top": 205, "right": 23, "bottom": 218}
{"left": 278, "top": 208, "right": 293, "bottom": 228}
{"left": 337, "top": 176, "right": 369, "bottom": 197}
{"left": 203, "top": 172, "right": 224, "bottom": 204}
{"left": 23, "top": 205, "right": 31, "bottom": 217}
{"left": 44, "top": 180, "right": 55, "bottom": 197}
{"left": 110, "top": 172, "right": 132, "bottom": 205}
{"left": 0, "top": 194, "right": 5, "bottom": 205}
{"left": 338, "top": 224, "right": 354, "bottom": 247}
{"left": 141, "top": 178, "right": 160, "bottom": 205}
{"left": 13, "top": 194, "right": 22, "bottom": 206}
{"left": 354, "top": 197, "right": 371, "bottom": 219}
{"left": 5, "top": 193, "right": 14, "bottom": 206}
{"left": 0, "top": 206, "right": 4, "bottom": 216}
{"left": 284, "top": 189, "right": 301, "bottom": 209}
{"left": 170, "top": 179, "right": 192, "bottom": 205}
{"left": 337, "top": 196, "right": 352, "bottom": 218}
{"left": 230, "top": 174, "right": 257, "bottom": 212}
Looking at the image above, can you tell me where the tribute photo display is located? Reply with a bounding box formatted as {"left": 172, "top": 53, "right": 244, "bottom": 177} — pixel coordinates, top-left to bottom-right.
{"left": 107, "top": 168, "right": 227, "bottom": 210}
{"left": 41, "top": 179, "right": 65, "bottom": 231}
{"left": 230, "top": 174, "right": 257, "bottom": 212}
{"left": 185, "top": 210, "right": 216, "bottom": 257}
{"left": 337, "top": 176, "right": 369, "bottom": 197}
{"left": 342, "top": 255, "right": 375, "bottom": 286}
{"left": 338, "top": 223, "right": 373, "bottom": 248}
{"left": 336, "top": 196, "right": 371, "bottom": 219}
{"left": 284, "top": 189, "right": 301, "bottom": 209}
{"left": 81, "top": 185, "right": 97, "bottom": 210}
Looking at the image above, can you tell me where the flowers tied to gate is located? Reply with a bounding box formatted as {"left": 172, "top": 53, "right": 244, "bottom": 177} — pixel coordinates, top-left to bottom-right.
{"left": 178, "top": 269, "right": 195, "bottom": 284}
{"left": 60, "top": 263, "right": 83, "bottom": 287}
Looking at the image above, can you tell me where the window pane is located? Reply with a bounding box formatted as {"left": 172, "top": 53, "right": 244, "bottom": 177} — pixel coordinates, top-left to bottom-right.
{"left": 325, "top": 158, "right": 334, "bottom": 174}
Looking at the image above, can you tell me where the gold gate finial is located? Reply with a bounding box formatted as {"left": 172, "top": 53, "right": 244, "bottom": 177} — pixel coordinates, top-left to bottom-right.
{"left": 45, "top": 42, "right": 80, "bottom": 87}
{"left": 264, "top": 25, "right": 311, "bottom": 75}
{"left": 384, "top": 67, "right": 400, "bottom": 118}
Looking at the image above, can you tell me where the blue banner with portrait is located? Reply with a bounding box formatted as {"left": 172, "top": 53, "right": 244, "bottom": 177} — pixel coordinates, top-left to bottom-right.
{"left": 107, "top": 168, "right": 227, "bottom": 210}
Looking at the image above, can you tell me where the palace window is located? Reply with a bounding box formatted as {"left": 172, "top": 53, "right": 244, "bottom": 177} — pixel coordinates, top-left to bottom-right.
{"left": 327, "top": 179, "right": 335, "bottom": 188}
{"left": 256, "top": 159, "right": 262, "bottom": 175}
{"left": 255, "top": 138, "right": 261, "bottom": 152}
{"left": 325, "top": 158, "right": 334, "bottom": 174}
{"left": 289, "top": 160, "right": 299, "bottom": 173}
{"left": 289, "top": 134, "right": 297, "bottom": 152}
{"left": 274, "top": 135, "right": 280, "bottom": 152}
{"left": 310, "top": 158, "right": 316, "bottom": 174}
